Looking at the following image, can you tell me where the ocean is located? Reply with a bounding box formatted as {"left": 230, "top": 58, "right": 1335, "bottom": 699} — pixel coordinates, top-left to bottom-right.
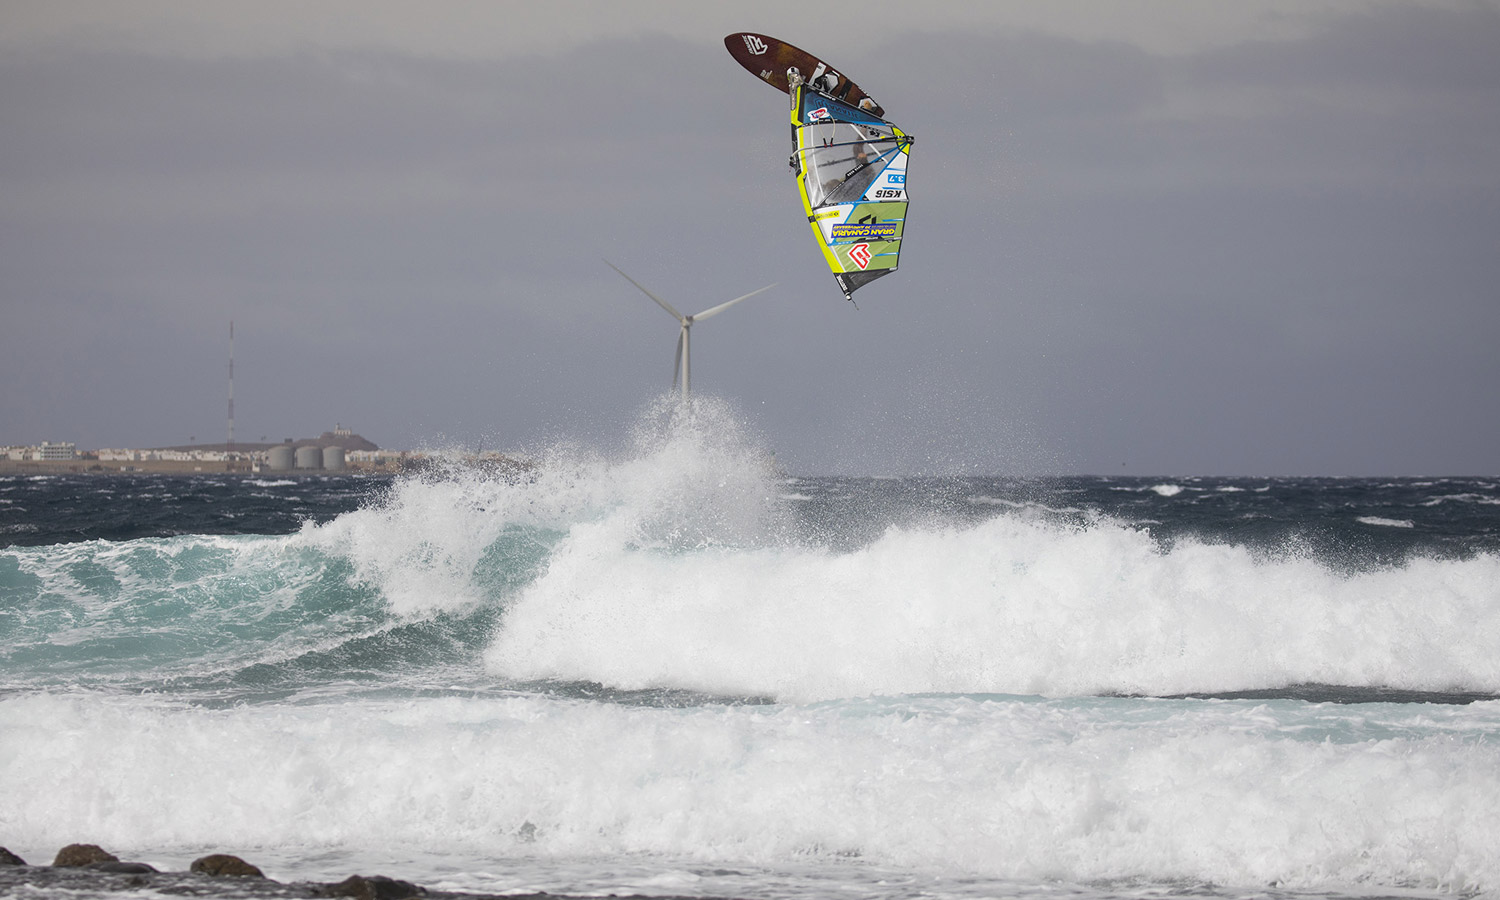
{"left": 3, "top": 404, "right": 1499, "bottom": 900}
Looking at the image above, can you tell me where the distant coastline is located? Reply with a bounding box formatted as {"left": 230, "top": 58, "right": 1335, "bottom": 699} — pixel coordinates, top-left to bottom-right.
{"left": 0, "top": 453, "right": 530, "bottom": 477}
{"left": 0, "top": 451, "right": 532, "bottom": 478}
{"left": 0, "top": 457, "right": 394, "bottom": 476}
{"left": 1, "top": 426, "right": 528, "bottom": 477}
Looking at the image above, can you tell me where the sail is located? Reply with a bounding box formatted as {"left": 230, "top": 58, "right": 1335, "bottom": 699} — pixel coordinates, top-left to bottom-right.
{"left": 791, "top": 84, "right": 913, "bottom": 301}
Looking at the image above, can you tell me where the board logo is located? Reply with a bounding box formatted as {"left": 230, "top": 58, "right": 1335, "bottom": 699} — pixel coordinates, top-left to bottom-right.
{"left": 742, "top": 35, "right": 769, "bottom": 55}
{"left": 849, "top": 243, "right": 872, "bottom": 269}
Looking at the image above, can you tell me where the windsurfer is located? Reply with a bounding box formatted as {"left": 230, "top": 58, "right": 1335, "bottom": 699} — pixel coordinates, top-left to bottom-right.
{"left": 823, "top": 142, "right": 880, "bottom": 204}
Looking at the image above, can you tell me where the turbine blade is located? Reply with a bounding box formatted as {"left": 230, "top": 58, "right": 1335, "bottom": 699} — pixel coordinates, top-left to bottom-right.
{"left": 690, "top": 283, "right": 776, "bottom": 322}
{"left": 673, "top": 332, "right": 684, "bottom": 389}
{"left": 604, "top": 260, "right": 685, "bottom": 322}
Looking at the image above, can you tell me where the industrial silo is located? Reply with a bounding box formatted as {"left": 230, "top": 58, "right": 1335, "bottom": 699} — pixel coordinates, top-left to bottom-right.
{"left": 322, "top": 446, "right": 346, "bottom": 471}
{"left": 294, "top": 446, "right": 322, "bottom": 470}
{"left": 268, "top": 445, "right": 295, "bottom": 471}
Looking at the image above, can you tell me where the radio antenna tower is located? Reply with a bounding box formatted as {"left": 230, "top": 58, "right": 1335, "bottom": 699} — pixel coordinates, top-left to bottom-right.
{"left": 227, "top": 320, "right": 235, "bottom": 453}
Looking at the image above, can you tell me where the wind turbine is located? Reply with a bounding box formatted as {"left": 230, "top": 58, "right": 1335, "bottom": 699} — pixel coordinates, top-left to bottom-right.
{"left": 605, "top": 261, "right": 774, "bottom": 399}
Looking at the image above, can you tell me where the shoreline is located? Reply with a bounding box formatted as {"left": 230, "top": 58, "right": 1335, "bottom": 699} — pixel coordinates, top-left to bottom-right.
{"left": 0, "top": 865, "right": 726, "bottom": 900}
{"left": 0, "top": 846, "right": 734, "bottom": 900}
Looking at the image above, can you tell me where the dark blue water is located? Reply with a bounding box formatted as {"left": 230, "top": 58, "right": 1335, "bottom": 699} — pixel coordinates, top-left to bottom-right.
{"left": 6, "top": 472, "right": 1497, "bottom": 566}
{"left": 0, "top": 474, "right": 385, "bottom": 547}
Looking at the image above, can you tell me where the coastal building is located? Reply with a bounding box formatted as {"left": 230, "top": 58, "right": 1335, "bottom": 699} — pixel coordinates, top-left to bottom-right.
{"left": 38, "top": 442, "right": 77, "bottom": 461}
{"left": 4, "top": 442, "right": 79, "bottom": 461}
{"left": 97, "top": 449, "right": 143, "bottom": 462}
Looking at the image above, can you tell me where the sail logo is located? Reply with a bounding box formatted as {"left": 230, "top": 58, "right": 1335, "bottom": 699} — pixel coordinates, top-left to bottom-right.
{"left": 832, "top": 223, "right": 897, "bottom": 240}
{"left": 809, "top": 107, "right": 831, "bottom": 121}
{"left": 849, "top": 243, "right": 872, "bottom": 269}
{"left": 742, "top": 35, "right": 769, "bottom": 55}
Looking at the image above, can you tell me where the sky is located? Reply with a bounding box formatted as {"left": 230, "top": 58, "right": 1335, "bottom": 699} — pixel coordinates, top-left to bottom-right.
{"left": 2, "top": 0, "right": 1497, "bottom": 475}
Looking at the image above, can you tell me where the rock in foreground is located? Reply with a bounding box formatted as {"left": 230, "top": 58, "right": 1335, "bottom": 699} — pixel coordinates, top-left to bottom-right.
{"left": 52, "top": 844, "right": 119, "bottom": 867}
{"left": 316, "top": 874, "right": 426, "bottom": 900}
{"left": 192, "top": 854, "right": 266, "bottom": 878}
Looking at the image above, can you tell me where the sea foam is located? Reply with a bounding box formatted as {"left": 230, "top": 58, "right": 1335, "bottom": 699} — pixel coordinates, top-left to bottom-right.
{"left": 2, "top": 690, "right": 1497, "bottom": 891}
{"left": 485, "top": 507, "right": 1500, "bottom": 700}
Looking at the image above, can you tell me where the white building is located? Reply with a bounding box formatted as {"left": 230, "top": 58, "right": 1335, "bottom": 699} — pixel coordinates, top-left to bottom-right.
{"left": 97, "top": 449, "right": 143, "bottom": 462}
{"left": 36, "top": 442, "right": 76, "bottom": 460}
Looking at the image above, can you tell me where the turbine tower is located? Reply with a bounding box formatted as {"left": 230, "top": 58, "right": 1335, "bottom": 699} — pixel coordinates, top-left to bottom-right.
{"left": 606, "top": 261, "right": 774, "bottom": 399}
{"left": 227, "top": 320, "right": 235, "bottom": 453}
